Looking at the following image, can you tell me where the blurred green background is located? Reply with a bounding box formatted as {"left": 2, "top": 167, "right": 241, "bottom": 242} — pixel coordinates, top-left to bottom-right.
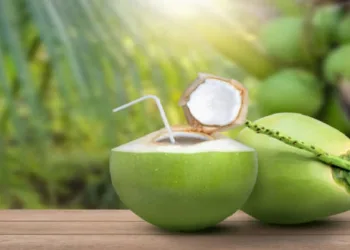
{"left": 0, "top": 0, "right": 349, "bottom": 209}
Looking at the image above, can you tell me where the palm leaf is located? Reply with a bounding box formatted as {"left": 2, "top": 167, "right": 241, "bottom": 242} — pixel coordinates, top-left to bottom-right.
{"left": 0, "top": 0, "right": 274, "bottom": 208}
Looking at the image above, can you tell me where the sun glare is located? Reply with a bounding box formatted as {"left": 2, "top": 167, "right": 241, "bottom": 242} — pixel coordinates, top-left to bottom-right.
{"left": 145, "top": 0, "right": 216, "bottom": 19}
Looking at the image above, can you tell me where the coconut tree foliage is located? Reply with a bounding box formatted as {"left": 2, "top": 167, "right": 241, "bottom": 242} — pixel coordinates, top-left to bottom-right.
{"left": 0, "top": 0, "right": 258, "bottom": 208}
{"left": 1, "top": 0, "right": 347, "bottom": 208}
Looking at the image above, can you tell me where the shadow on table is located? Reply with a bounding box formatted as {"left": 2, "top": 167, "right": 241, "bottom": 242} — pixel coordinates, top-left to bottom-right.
{"left": 150, "top": 217, "right": 342, "bottom": 236}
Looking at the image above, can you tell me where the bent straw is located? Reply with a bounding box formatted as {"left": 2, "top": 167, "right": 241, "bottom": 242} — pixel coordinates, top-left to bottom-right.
{"left": 112, "top": 95, "right": 176, "bottom": 144}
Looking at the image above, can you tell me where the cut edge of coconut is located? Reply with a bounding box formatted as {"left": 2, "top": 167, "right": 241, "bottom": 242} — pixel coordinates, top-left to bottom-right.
{"left": 154, "top": 131, "right": 213, "bottom": 144}
{"left": 112, "top": 126, "right": 255, "bottom": 153}
{"left": 179, "top": 73, "right": 249, "bottom": 134}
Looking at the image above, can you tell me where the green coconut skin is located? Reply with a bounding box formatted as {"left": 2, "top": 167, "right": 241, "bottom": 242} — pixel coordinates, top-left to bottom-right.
{"left": 259, "top": 17, "right": 309, "bottom": 64}
{"left": 336, "top": 14, "right": 350, "bottom": 45}
{"left": 257, "top": 69, "right": 323, "bottom": 117}
{"left": 259, "top": 11, "right": 339, "bottom": 65}
{"left": 321, "top": 89, "right": 350, "bottom": 136}
{"left": 324, "top": 45, "right": 350, "bottom": 83}
{"left": 110, "top": 135, "right": 258, "bottom": 231}
{"left": 312, "top": 4, "right": 342, "bottom": 56}
{"left": 236, "top": 113, "right": 350, "bottom": 225}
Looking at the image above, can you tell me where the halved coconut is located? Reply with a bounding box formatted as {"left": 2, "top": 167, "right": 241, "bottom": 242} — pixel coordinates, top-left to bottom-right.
{"left": 179, "top": 73, "right": 249, "bottom": 134}
{"left": 110, "top": 126, "right": 257, "bottom": 231}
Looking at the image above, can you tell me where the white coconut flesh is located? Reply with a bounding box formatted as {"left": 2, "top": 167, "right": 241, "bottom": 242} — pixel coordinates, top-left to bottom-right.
{"left": 113, "top": 130, "right": 254, "bottom": 154}
{"left": 186, "top": 79, "right": 243, "bottom": 126}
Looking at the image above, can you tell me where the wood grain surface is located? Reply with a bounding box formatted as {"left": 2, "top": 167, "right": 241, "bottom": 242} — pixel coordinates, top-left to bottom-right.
{"left": 0, "top": 210, "right": 349, "bottom": 250}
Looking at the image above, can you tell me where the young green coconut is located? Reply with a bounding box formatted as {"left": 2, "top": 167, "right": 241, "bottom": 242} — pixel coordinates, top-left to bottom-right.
{"left": 321, "top": 88, "right": 350, "bottom": 136}
{"left": 336, "top": 13, "right": 350, "bottom": 45}
{"left": 259, "top": 17, "right": 310, "bottom": 65}
{"left": 258, "top": 8, "right": 340, "bottom": 66}
{"left": 310, "top": 4, "right": 342, "bottom": 57}
{"left": 237, "top": 113, "right": 350, "bottom": 225}
{"left": 323, "top": 44, "right": 350, "bottom": 83}
{"left": 110, "top": 73, "right": 258, "bottom": 232}
{"left": 256, "top": 69, "right": 324, "bottom": 117}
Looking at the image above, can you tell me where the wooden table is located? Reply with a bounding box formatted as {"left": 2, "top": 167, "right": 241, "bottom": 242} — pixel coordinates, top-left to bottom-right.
{"left": 0, "top": 210, "right": 349, "bottom": 250}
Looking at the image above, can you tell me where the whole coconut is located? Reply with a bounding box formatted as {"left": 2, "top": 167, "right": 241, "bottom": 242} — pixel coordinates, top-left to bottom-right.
{"left": 259, "top": 17, "right": 310, "bottom": 64}
{"left": 311, "top": 4, "right": 342, "bottom": 55}
{"left": 259, "top": 12, "right": 338, "bottom": 64}
{"left": 256, "top": 69, "right": 324, "bottom": 117}
{"left": 336, "top": 14, "right": 350, "bottom": 45}
{"left": 323, "top": 45, "right": 350, "bottom": 83}
{"left": 237, "top": 113, "right": 350, "bottom": 224}
{"left": 321, "top": 88, "right": 350, "bottom": 136}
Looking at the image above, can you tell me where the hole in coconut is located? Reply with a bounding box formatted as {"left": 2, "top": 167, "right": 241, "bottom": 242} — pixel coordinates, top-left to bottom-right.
{"left": 187, "top": 78, "right": 242, "bottom": 126}
{"left": 154, "top": 132, "right": 212, "bottom": 145}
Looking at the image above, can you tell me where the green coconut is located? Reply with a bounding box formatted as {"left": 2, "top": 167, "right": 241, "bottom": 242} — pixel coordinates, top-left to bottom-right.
{"left": 323, "top": 44, "right": 350, "bottom": 83}
{"left": 311, "top": 4, "right": 342, "bottom": 55}
{"left": 321, "top": 88, "right": 350, "bottom": 136}
{"left": 256, "top": 69, "right": 324, "bottom": 117}
{"left": 236, "top": 113, "right": 350, "bottom": 225}
{"left": 259, "top": 17, "right": 310, "bottom": 64}
{"left": 259, "top": 6, "right": 341, "bottom": 64}
{"left": 336, "top": 13, "right": 350, "bottom": 45}
{"left": 110, "top": 73, "right": 258, "bottom": 232}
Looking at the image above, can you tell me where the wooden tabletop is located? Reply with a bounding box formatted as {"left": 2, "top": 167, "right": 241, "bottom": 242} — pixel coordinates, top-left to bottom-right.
{"left": 0, "top": 210, "right": 349, "bottom": 250}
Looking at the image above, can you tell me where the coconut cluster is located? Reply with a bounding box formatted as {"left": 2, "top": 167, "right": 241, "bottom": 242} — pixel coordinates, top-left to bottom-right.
{"left": 256, "top": 2, "right": 350, "bottom": 136}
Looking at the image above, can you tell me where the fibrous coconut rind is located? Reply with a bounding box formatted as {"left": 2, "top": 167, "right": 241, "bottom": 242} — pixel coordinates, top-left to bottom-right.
{"left": 179, "top": 73, "right": 249, "bottom": 134}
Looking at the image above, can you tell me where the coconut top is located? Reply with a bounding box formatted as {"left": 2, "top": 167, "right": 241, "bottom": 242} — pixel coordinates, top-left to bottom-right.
{"left": 179, "top": 73, "right": 249, "bottom": 134}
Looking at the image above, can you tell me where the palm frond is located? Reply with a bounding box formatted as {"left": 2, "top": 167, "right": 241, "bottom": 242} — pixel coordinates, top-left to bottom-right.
{"left": 2, "top": 0, "right": 257, "bottom": 208}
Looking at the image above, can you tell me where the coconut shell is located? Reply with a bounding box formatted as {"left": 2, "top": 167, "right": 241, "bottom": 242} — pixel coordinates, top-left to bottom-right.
{"left": 179, "top": 73, "right": 249, "bottom": 135}
{"left": 110, "top": 127, "right": 258, "bottom": 231}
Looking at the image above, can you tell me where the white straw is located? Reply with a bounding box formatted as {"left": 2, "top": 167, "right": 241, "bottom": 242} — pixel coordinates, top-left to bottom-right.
{"left": 112, "top": 95, "right": 176, "bottom": 144}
